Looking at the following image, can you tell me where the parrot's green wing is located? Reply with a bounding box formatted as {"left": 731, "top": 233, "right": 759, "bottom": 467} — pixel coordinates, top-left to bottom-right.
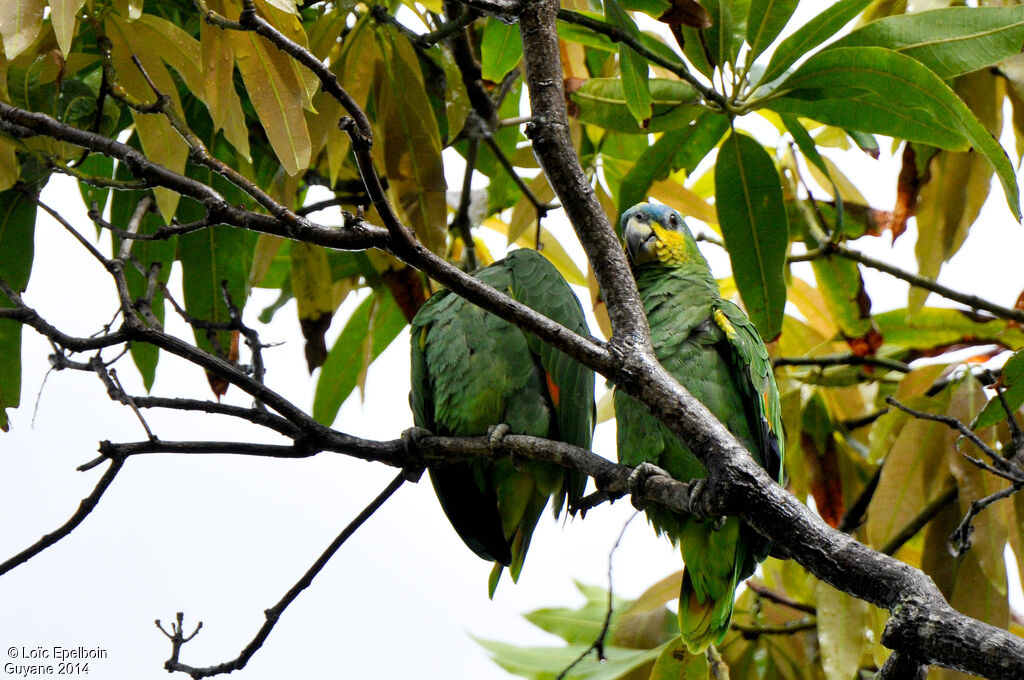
{"left": 409, "top": 249, "right": 594, "bottom": 595}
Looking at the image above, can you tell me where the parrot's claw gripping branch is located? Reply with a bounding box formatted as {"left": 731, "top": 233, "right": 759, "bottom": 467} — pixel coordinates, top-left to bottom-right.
{"left": 487, "top": 424, "right": 512, "bottom": 452}
{"left": 626, "top": 462, "right": 673, "bottom": 511}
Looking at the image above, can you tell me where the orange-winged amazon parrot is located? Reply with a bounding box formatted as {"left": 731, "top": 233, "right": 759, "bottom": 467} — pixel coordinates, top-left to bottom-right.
{"left": 410, "top": 248, "right": 595, "bottom": 595}
{"left": 616, "top": 203, "right": 784, "bottom": 653}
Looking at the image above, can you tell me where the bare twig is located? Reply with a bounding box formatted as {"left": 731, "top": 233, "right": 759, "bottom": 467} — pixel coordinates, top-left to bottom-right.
{"left": 160, "top": 471, "right": 409, "bottom": 678}
{"left": 795, "top": 244, "right": 1024, "bottom": 324}
{"left": 880, "top": 483, "right": 959, "bottom": 556}
{"left": 948, "top": 482, "right": 1022, "bottom": 558}
{"left": 885, "top": 397, "right": 1020, "bottom": 479}
{"left": 0, "top": 458, "right": 125, "bottom": 576}
{"left": 555, "top": 511, "right": 639, "bottom": 680}
{"left": 775, "top": 354, "right": 911, "bottom": 374}
{"left": 745, "top": 581, "right": 816, "bottom": 615}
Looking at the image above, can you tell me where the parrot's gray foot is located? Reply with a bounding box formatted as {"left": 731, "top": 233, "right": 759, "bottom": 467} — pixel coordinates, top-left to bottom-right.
{"left": 488, "top": 424, "right": 520, "bottom": 469}
{"left": 627, "top": 462, "right": 672, "bottom": 510}
{"left": 686, "top": 479, "right": 724, "bottom": 529}
{"left": 400, "top": 428, "right": 432, "bottom": 482}
{"left": 487, "top": 423, "right": 512, "bottom": 450}
{"left": 402, "top": 426, "right": 433, "bottom": 450}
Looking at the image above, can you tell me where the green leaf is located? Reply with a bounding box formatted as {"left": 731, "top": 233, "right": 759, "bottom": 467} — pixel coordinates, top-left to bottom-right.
{"left": 568, "top": 77, "right": 698, "bottom": 133}
{"left": 768, "top": 46, "right": 1020, "bottom": 219}
{"left": 526, "top": 583, "right": 629, "bottom": 645}
{"left": 0, "top": 188, "right": 36, "bottom": 431}
{"left": 477, "top": 638, "right": 661, "bottom": 680}
{"left": 973, "top": 350, "right": 1024, "bottom": 429}
{"left": 480, "top": 18, "right": 522, "bottom": 82}
{"left": 702, "top": 0, "right": 734, "bottom": 69}
{"left": 874, "top": 308, "right": 1024, "bottom": 352}
{"left": 714, "top": 130, "right": 788, "bottom": 340}
{"left": 605, "top": 0, "right": 652, "bottom": 125}
{"left": 375, "top": 25, "right": 448, "bottom": 255}
{"left": 75, "top": 154, "right": 114, "bottom": 218}
{"left": 815, "top": 581, "right": 868, "bottom": 680}
{"left": 781, "top": 113, "right": 844, "bottom": 233}
{"left": 827, "top": 6, "right": 1024, "bottom": 81}
{"left": 620, "top": 0, "right": 670, "bottom": 15}
{"left": 611, "top": 571, "right": 681, "bottom": 649}
{"left": 312, "top": 291, "right": 407, "bottom": 426}
{"left": 557, "top": 18, "right": 617, "bottom": 52}
{"left": 618, "top": 111, "right": 729, "bottom": 219}
{"left": 746, "top": 0, "right": 799, "bottom": 62}
{"left": 677, "top": 24, "right": 714, "bottom": 79}
{"left": 759, "top": 0, "right": 873, "bottom": 84}
{"left": 179, "top": 223, "right": 255, "bottom": 359}
{"left": 648, "top": 635, "right": 708, "bottom": 680}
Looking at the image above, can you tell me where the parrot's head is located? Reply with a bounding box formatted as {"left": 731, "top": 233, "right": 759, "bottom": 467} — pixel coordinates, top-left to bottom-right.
{"left": 621, "top": 203, "right": 702, "bottom": 268}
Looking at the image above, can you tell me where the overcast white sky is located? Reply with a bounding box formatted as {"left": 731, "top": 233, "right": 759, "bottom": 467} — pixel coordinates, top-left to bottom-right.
{"left": 5, "top": 5, "right": 1024, "bottom": 679}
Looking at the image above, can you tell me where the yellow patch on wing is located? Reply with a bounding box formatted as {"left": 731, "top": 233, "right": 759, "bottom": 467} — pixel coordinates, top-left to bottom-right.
{"left": 713, "top": 309, "right": 738, "bottom": 341}
{"left": 652, "top": 223, "right": 691, "bottom": 266}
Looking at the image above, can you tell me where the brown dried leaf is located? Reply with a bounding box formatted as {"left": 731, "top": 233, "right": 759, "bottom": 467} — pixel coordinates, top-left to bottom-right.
{"left": 659, "top": 0, "right": 712, "bottom": 30}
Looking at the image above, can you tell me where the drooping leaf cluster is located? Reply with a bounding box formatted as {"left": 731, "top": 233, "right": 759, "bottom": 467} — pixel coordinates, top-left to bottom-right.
{"left": 3, "top": 0, "right": 1024, "bottom": 677}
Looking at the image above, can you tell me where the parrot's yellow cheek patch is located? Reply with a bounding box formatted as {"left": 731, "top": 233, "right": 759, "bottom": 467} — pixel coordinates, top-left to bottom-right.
{"left": 713, "top": 309, "right": 738, "bottom": 341}
{"left": 651, "top": 224, "right": 691, "bottom": 266}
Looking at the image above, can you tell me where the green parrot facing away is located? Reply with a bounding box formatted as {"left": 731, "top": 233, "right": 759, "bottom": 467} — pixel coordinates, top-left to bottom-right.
{"left": 616, "top": 203, "right": 784, "bottom": 654}
{"left": 409, "top": 248, "right": 595, "bottom": 595}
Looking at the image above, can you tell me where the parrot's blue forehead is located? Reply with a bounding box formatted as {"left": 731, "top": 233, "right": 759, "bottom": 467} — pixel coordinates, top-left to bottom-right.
{"left": 621, "top": 203, "right": 685, "bottom": 231}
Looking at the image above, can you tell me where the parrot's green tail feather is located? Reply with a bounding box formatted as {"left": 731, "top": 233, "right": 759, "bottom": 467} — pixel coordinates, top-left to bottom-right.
{"left": 678, "top": 567, "right": 734, "bottom": 655}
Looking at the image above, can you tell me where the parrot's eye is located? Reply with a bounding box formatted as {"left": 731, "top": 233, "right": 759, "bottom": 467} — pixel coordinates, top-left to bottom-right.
{"left": 668, "top": 212, "right": 680, "bottom": 228}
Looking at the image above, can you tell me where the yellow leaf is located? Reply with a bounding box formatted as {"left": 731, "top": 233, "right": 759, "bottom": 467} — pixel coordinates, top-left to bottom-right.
{"left": 866, "top": 388, "right": 953, "bottom": 550}
{"left": 258, "top": 0, "right": 295, "bottom": 15}
{"left": 229, "top": 29, "right": 311, "bottom": 175}
{"left": 133, "top": 15, "right": 204, "bottom": 94}
{"left": 107, "top": 15, "right": 188, "bottom": 219}
{"left": 253, "top": 0, "right": 318, "bottom": 107}
{"left": 649, "top": 178, "right": 718, "bottom": 226}
{"left": 249, "top": 234, "right": 284, "bottom": 287}
{"left": 323, "top": 15, "right": 378, "bottom": 185}
{"left": 596, "top": 389, "right": 614, "bottom": 423}
{"left": 788, "top": 275, "right": 838, "bottom": 339}
{"left": 806, "top": 155, "right": 868, "bottom": 205}
{"left": 815, "top": 580, "right": 868, "bottom": 680}
{"left": 374, "top": 25, "right": 447, "bottom": 255}
{"left": 291, "top": 241, "right": 336, "bottom": 321}
{"left": 200, "top": 17, "right": 250, "bottom": 160}
{"left": 946, "top": 377, "right": 1010, "bottom": 594}
{"left": 0, "top": 140, "right": 17, "bottom": 192}
{"left": 508, "top": 175, "right": 554, "bottom": 245}
{"left": 514, "top": 227, "right": 586, "bottom": 287}
{"left": 0, "top": 0, "right": 45, "bottom": 59}
{"left": 48, "top": 0, "right": 87, "bottom": 56}
{"left": 912, "top": 70, "right": 1001, "bottom": 312}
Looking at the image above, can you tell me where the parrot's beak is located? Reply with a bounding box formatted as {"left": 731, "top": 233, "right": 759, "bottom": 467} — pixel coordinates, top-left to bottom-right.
{"left": 623, "top": 214, "right": 659, "bottom": 266}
